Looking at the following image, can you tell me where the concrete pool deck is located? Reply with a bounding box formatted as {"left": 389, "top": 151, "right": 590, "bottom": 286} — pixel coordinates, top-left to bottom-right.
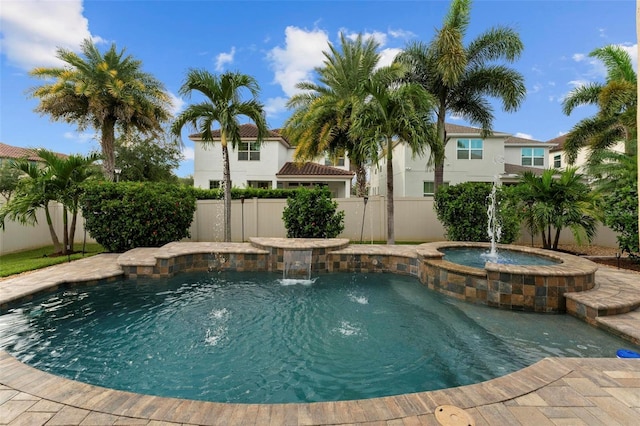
{"left": 1, "top": 247, "right": 640, "bottom": 425}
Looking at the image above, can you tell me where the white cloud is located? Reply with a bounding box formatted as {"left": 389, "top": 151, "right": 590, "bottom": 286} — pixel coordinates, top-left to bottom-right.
{"left": 0, "top": 0, "right": 101, "bottom": 70}
{"left": 63, "top": 131, "right": 96, "bottom": 143}
{"left": 168, "top": 92, "right": 186, "bottom": 116}
{"left": 447, "top": 113, "right": 464, "bottom": 121}
{"left": 388, "top": 29, "right": 416, "bottom": 40}
{"left": 568, "top": 79, "right": 590, "bottom": 89}
{"left": 264, "top": 97, "right": 289, "bottom": 118}
{"left": 182, "top": 146, "right": 195, "bottom": 161}
{"left": 514, "top": 132, "right": 533, "bottom": 140}
{"left": 347, "top": 30, "right": 388, "bottom": 47}
{"left": 378, "top": 47, "right": 402, "bottom": 68}
{"left": 572, "top": 53, "right": 587, "bottom": 62}
{"left": 267, "top": 26, "right": 329, "bottom": 97}
{"left": 528, "top": 83, "right": 542, "bottom": 94}
{"left": 215, "top": 47, "right": 236, "bottom": 72}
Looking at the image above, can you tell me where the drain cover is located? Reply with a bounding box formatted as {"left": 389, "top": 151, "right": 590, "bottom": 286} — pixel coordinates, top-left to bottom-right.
{"left": 435, "top": 405, "right": 475, "bottom": 426}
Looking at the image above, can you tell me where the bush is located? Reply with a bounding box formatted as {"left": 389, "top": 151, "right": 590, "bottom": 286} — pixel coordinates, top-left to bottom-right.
{"left": 434, "top": 182, "right": 520, "bottom": 243}
{"left": 187, "top": 187, "right": 298, "bottom": 200}
{"left": 603, "top": 185, "right": 639, "bottom": 258}
{"left": 282, "top": 186, "right": 345, "bottom": 238}
{"left": 80, "top": 181, "right": 197, "bottom": 252}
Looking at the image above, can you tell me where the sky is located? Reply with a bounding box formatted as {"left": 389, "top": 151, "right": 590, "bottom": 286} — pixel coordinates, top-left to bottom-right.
{"left": 0, "top": 0, "right": 637, "bottom": 178}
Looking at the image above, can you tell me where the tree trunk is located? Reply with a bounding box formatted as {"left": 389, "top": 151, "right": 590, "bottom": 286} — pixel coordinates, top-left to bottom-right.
{"left": 221, "top": 135, "right": 232, "bottom": 242}
{"left": 69, "top": 210, "right": 78, "bottom": 252}
{"left": 62, "top": 207, "right": 68, "bottom": 255}
{"left": 434, "top": 109, "right": 447, "bottom": 192}
{"left": 44, "top": 203, "right": 62, "bottom": 254}
{"left": 553, "top": 227, "right": 562, "bottom": 250}
{"left": 354, "top": 162, "right": 367, "bottom": 197}
{"left": 101, "top": 117, "right": 117, "bottom": 181}
{"left": 386, "top": 137, "right": 395, "bottom": 244}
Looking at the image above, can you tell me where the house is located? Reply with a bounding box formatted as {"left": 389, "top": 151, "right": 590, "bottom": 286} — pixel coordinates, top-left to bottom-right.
{"left": 369, "top": 123, "right": 555, "bottom": 197}
{"left": 547, "top": 134, "right": 626, "bottom": 173}
{"left": 190, "top": 124, "right": 355, "bottom": 198}
{"left": 0, "top": 142, "right": 67, "bottom": 166}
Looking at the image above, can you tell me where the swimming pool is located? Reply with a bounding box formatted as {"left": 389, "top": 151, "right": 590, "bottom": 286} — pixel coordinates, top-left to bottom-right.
{"left": 0, "top": 271, "right": 635, "bottom": 404}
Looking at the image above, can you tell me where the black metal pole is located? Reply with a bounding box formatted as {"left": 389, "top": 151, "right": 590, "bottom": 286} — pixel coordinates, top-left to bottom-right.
{"left": 360, "top": 196, "right": 369, "bottom": 244}
{"left": 241, "top": 196, "right": 245, "bottom": 242}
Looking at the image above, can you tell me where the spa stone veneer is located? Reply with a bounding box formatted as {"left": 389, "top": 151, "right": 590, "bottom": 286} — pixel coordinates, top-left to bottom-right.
{"left": 116, "top": 239, "right": 597, "bottom": 313}
{"left": 417, "top": 242, "right": 598, "bottom": 313}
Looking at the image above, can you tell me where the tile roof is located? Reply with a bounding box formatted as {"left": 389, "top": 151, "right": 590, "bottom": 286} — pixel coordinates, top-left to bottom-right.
{"left": 504, "top": 135, "right": 549, "bottom": 145}
{"left": 503, "top": 163, "right": 545, "bottom": 176}
{"left": 444, "top": 123, "right": 484, "bottom": 133}
{"left": 276, "top": 162, "right": 355, "bottom": 177}
{"left": 547, "top": 134, "right": 568, "bottom": 152}
{"left": 0, "top": 142, "right": 67, "bottom": 161}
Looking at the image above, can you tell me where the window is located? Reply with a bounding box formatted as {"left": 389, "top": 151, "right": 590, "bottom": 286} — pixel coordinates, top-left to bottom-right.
{"left": 521, "top": 148, "right": 545, "bottom": 166}
{"left": 209, "top": 180, "right": 220, "bottom": 189}
{"left": 238, "top": 142, "right": 260, "bottom": 161}
{"left": 457, "top": 139, "right": 483, "bottom": 160}
{"left": 324, "top": 156, "right": 345, "bottom": 167}
{"left": 423, "top": 181, "right": 449, "bottom": 196}
{"left": 247, "top": 180, "right": 271, "bottom": 189}
{"left": 553, "top": 154, "right": 561, "bottom": 168}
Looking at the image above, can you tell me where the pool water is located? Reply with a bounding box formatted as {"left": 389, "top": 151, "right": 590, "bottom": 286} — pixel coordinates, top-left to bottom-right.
{"left": 0, "top": 272, "right": 635, "bottom": 403}
{"left": 442, "top": 247, "right": 559, "bottom": 268}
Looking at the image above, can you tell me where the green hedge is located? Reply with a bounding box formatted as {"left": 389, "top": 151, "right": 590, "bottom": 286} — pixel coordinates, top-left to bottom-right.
{"left": 80, "top": 181, "right": 197, "bottom": 252}
{"left": 282, "top": 186, "right": 345, "bottom": 238}
{"left": 188, "top": 187, "right": 299, "bottom": 200}
{"left": 434, "top": 182, "right": 520, "bottom": 243}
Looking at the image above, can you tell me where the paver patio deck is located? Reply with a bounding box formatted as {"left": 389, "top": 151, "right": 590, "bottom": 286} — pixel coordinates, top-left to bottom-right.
{"left": 1, "top": 248, "right": 639, "bottom": 425}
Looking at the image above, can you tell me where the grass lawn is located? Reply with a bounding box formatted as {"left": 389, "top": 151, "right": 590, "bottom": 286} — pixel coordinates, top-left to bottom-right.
{"left": 0, "top": 244, "right": 105, "bottom": 278}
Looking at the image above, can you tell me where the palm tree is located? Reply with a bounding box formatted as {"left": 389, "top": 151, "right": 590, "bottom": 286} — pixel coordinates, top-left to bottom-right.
{"left": 171, "top": 70, "right": 268, "bottom": 242}
{"left": 562, "top": 45, "right": 637, "bottom": 165}
{"left": 29, "top": 39, "right": 172, "bottom": 180}
{"left": 395, "top": 0, "right": 525, "bottom": 191}
{"left": 350, "top": 64, "right": 436, "bottom": 244}
{"left": 0, "top": 150, "right": 101, "bottom": 254}
{"left": 283, "top": 34, "right": 380, "bottom": 197}
{"left": 516, "top": 168, "right": 601, "bottom": 250}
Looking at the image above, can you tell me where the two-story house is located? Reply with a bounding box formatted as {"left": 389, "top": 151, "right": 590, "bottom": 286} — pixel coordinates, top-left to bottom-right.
{"left": 369, "top": 123, "right": 555, "bottom": 197}
{"left": 548, "top": 134, "right": 626, "bottom": 173}
{"left": 191, "top": 124, "right": 355, "bottom": 198}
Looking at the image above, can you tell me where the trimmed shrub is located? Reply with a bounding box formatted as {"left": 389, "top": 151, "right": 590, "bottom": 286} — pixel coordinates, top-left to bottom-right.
{"left": 80, "top": 181, "right": 196, "bottom": 252}
{"left": 282, "top": 186, "right": 345, "bottom": 238}
{"left": 603, "top": 185, "right": 639, "bottom": 258}
{"left": 187, "top": 187, "right": 298, "bottom": 200}
{"left": 434, "top": 182, "right": 520, "bottom": 243}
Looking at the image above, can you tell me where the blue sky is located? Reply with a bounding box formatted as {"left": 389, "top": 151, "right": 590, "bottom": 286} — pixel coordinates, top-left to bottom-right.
{"left": 0, "top": 0, "right": 636, "bottom": 177}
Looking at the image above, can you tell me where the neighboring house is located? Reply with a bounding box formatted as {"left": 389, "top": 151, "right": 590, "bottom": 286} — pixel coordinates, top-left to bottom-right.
{"left": 547, "top": 134, "right": 626, "bottom": 173}
{"left": 0, "top": 142, "right": 63, "bottom": 167}
{"left": 191, "top": 124, "right": 354, "bottom": 198}
{"left": 369, "top": 123, "right": 554, "bottom": 197}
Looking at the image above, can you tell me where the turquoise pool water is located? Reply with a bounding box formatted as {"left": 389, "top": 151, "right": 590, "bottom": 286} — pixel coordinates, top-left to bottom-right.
{"left": 0, "top": 272, "right": 635, "bottom": 403}
{"left": 442, "top": 247, "right": 559, "bottom": 268}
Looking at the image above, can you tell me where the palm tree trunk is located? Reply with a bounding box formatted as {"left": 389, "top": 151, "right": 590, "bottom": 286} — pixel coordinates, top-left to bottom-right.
{"left": 434, "top": 109, "right": 447, "bottom": 191}
{"left": 553, "top": 227, "right": 562, "bottom": 250}
{"left": 101, "top": 117, "right": 117, "bottom": 181}
{"left": 44, "top": 203, "right": 62, "bottom": 253}
{"left": 354, "top": 162, "right": 367, "bottom": 197}
{"left": 69, "top": 210, "right": 78, "bottom": 252}
{"left": 386, "top": 137, "right": 395, "bottom": 244}
{"left": 221, "top": 138, "right": 232, "bottom": 242}
{"left": 62, "top": 207, "right": 69, "bottom": 255}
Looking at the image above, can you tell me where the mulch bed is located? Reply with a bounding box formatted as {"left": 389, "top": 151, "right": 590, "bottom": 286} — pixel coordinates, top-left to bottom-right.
{"left": 588, "top": 257, "right": 640, "bottom": 273}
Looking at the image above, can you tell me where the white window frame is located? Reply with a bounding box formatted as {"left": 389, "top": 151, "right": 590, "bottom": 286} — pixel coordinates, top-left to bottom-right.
{"left": 522, "top": 148, "right": 545, "bottom": 166}
{"left": 553, "top": 154, "right": 561, "bottom": 168}
{"left": 456, "top": 139, "right": 483, "bottom": 160}
{"left": 423, "top": 181, "right": 449, "bottom": 196}
{"left": 238, "top": 142, "right": 260, "bottom": 161}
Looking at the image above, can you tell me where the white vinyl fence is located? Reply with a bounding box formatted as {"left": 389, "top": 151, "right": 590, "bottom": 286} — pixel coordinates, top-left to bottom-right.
{"left": 0, "top": 197, "right": 620, "bottom": 255}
